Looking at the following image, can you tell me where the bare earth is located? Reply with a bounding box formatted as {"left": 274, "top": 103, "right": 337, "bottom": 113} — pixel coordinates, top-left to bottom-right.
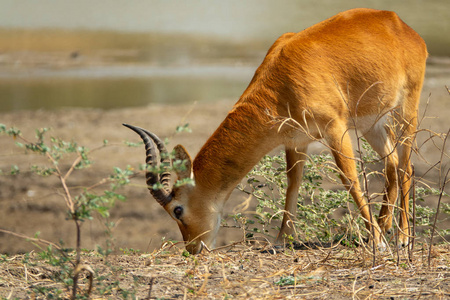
{"left": 1, "top": 59, "right": 450, "bottom": 298}
{"left": 1, "top": 243, "right": 449, "bottom": 299}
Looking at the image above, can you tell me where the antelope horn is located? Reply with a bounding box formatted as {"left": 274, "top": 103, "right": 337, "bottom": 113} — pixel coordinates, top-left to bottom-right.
{"left": 123, "top": 124, "right": 172, "bottom": 206}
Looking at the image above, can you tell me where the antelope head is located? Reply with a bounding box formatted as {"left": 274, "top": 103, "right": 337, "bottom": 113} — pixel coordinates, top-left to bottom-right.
{"left": 123, "top": 124, "right": 221, "bottom": 254}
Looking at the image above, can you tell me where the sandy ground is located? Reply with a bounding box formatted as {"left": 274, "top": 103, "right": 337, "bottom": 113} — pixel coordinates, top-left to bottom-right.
{"left": 1, "top": 243, "right": 449, "bottom": 299}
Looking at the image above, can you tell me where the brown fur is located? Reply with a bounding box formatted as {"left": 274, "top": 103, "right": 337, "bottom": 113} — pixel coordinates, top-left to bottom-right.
{"left": 152, "top": 8, "right": 427, "bottom": 253}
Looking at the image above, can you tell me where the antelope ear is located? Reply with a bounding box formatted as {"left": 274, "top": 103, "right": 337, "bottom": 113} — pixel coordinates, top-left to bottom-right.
{"left": 173, "top": 144, "right": 193, "bottom": 180}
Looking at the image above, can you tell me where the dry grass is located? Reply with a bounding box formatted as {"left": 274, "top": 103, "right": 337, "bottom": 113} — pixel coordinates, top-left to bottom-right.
{"left": 1, "top": 241, "right": 449, "bottom": 299}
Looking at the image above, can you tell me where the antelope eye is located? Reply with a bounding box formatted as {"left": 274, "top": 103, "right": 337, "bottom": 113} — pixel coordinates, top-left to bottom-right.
{"left": 173, "top": 206, "right": 183, "bottom": 219}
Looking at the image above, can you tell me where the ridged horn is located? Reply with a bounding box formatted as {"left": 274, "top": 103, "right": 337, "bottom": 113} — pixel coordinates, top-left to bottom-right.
{"left": 123, "top": 124, "right": 172, "bottom": 206}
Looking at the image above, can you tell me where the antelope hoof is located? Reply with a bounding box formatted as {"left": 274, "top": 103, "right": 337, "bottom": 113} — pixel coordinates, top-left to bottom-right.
{"left": 376, "top": 240, "right": 387, "bottom": 252}
{"left": 398, "top": 237, "right": 410, "bottom": 249}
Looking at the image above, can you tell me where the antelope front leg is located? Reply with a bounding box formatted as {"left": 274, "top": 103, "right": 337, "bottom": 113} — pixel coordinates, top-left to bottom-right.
{"left": 276, "top": 146, "right": 307, "bottom": 244}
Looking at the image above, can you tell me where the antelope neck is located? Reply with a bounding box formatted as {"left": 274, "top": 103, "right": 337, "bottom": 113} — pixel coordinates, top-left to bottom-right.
{"left": 192, "top": 101, "right": 278, "bottom": 194}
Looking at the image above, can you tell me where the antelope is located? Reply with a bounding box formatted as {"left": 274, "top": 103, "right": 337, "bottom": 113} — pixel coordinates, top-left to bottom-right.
{"left": 124, "top": 8, "right": 427, "bottom": 254}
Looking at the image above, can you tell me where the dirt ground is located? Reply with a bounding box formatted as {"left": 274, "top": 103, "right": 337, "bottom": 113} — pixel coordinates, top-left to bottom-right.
{"left": 1, "top": 242, "right": 449, "bottom": 299}
{"left": 0, "top": 57, "right": 449, "bottom": 298}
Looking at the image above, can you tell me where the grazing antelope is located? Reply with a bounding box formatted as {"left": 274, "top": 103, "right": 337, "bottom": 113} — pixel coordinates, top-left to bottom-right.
{"left": 124, "top": 8, "right": 427, "bottom": 254}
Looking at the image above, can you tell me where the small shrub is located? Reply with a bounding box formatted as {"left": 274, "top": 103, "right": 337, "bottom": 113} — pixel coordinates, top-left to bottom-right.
{"left": 235, "top": 137, "right": 450, "bottom": 247}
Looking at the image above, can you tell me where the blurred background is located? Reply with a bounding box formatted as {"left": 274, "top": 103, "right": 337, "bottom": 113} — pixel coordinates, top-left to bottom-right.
{"left": 0, "top": 0, "right": 449, "bottom": 111}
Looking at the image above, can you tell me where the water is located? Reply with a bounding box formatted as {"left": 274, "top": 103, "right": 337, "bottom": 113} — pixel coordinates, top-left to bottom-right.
{"left": 0, "top": 67, "right": 254, "bottom": 111}
{"left": 0, "top": 1, "right": 449, "bottom": 111}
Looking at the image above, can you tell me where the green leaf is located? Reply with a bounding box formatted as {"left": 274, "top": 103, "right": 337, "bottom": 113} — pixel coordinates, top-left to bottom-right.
{"left": 10, "top": 165, "right": 20, "bottom": 175}
{"left": 176, "top": 123, "right": 192, "bottom": 133}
